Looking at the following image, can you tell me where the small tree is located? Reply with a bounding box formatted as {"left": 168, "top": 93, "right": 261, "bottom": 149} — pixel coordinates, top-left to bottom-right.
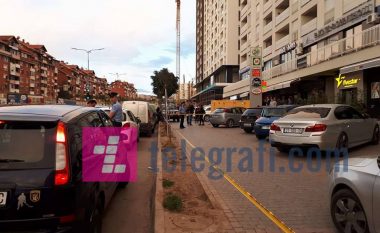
{"left": 151, "top": 68, "right": 179, "bottom": 100}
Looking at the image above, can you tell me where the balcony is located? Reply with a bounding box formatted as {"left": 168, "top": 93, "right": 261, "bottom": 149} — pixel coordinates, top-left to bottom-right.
{"left": 300, "top": 18, "right": 317, "bottom": 36}
{"left": 30, "top": 83, "right": 35, "bottom": 88}
{"left": 275, "top": 8, "right": 289, "bottom": 26}
{"left": 300, "top": 0, "right": 311, "bottom": 7}
{"left": 41, "top": 79, "right": 47, "bottom": 84}
{"left": 263, "top": 21, "right": 273, "bottom": 34}
{"left": 9, "top": 79, "right": 20, "bottom": 85}
{"left": 241, "top": 22, "right": 250, "bottom": 34}
{"left": 275, "top": 35, "right": 290, "bottom": 50}
{"left": 10, "top": 70, "right": 20, "bottom": 76}
{"left": 240, "top": 40, "right": 249, "bottom": 52}
{"left": 262, "top": 23, "right": 380, "bottom": 80}
{"left": 41, "top": 72, "right": 47, "bottom": 77}
{"left": 30, "top": 76, "right": 35, "bottom": 80}
{"left": 263, "top": 45, "right": 273, "bottom": 57}
{"left": 264, "top": 0, "right": 272, "bottom": 14}
{"left": 9, "top": 88, "right": 20, "bottom": 93}
{"left": 241, "top": 2, "right": 250, "bottom": 16}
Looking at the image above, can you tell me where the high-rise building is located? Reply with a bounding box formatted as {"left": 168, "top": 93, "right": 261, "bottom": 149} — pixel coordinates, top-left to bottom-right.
{"left": 193, "top": 0, "right": 240, "bottom": 105}
{"left": 223, "top": 0, "right": 380, "bottom": 117}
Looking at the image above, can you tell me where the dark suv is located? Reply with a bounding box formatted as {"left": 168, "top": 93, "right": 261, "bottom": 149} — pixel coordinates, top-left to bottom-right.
{"left": 0, "top": 105, "right": 120, "bottom": 233}
{"left": 239, "top": 108, "right": 262, "bottom": 133}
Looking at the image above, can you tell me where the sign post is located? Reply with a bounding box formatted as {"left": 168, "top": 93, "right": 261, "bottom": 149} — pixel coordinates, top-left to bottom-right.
{"left": 249, "top": 47, "right": 263, "bottom": 107}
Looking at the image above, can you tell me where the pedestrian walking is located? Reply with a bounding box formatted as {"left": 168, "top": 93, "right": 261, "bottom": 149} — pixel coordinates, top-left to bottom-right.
{"left": 108, "top": 92, "right": 123, "bottom": 127}
{"left": 199, "top": 105, "right": 206, "bottom": 126}
{"left": 269, "top": 97, "right": 277, "bottom": 107}
{"left": 186, "top": 101, "right": 195, "bottom": 126}
{"left": 179, "top": 102, "right": 186, "bottom": 129}
{"left": 153, "top": 107, "right": 164, "bottom": 133}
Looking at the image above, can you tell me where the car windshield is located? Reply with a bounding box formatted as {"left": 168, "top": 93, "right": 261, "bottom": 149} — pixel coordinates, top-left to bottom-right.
{"left": 261, "top": 108, "right": 286, "bottom": 117}
{"left": 0, "top": 121, "right": 56, "bottom": 169}
{"left": 285, "top": 107, "right": 331, "bottom": 119}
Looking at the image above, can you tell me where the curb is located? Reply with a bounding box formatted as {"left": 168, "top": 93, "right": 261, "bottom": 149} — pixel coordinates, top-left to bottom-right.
{"left": 154, "top": 123, "right": 165, "bottom": 233}
{"left": 173, "top": 129, "right": 241, "bottom": 233}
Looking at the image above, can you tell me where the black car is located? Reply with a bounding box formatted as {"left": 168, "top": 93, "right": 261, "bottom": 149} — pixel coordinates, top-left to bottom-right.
{"left": 0, "top": 105, "right": 121, "bottom": 233}
{"left": 239, "top": 107, "right": 262, "bottom": 133}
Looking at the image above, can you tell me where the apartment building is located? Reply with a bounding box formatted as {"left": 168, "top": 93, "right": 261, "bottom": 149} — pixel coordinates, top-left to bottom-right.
{"left": 110, "top": 80, "right": 137, "bottom": 100}
{"left": 224, "top": 0, "right": 380, "bottom": 117}
{"left": 193, "top": 0, "right": 240, "bottom": 105}
{"left": 0, "top": 35, "right": 120, "bottom": 104}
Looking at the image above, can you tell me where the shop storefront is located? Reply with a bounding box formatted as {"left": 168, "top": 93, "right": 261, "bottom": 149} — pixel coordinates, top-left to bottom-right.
{"left": 339, "top": 58, "right": 380, "bottom": 118}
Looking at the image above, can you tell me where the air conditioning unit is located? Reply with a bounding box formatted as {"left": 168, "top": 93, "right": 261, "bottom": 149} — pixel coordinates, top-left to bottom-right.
{"left": 367, "top": 13, "right": 380, "bottom": 24}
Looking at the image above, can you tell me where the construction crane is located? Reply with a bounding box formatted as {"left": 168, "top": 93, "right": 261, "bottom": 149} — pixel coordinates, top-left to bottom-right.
{"left": 176, "top": 0, "right": 181, "bottom": 79}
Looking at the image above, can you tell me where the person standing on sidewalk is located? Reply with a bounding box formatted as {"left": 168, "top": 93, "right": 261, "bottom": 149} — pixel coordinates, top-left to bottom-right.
{"left": 108, "top": 92, "right": 123, "bottom": 127}
{"left": 179, "top": 102, "right": 186, "bottom": 129}
{"left": 198, "top": 105, "right": 206, "bottom": 126}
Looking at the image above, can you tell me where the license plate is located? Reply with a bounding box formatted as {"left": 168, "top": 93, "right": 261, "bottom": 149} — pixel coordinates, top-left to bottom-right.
{"left": 244, "top": 123, "right": 252, "bottom": 127}
{"left": 262, "top": 125, "right": 270, "bottom": 130}
{"left": 0, "top": 192, "right": 7, "bottom": 207}
{"left": 283, "top": 128, "right": 303, "bottom": 134}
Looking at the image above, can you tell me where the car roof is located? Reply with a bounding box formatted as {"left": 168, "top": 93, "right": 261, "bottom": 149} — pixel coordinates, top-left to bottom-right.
{"left": 297, "top": 104, "right": 349, "bottom": 108}
{"left": 0, "top": 105, "right": 83, "bottom": 117}
{"left": 0, "top": 105, "right": 97, "bottom": 122}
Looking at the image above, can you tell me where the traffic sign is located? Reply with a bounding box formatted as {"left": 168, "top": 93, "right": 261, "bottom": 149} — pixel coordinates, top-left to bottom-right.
{"left": 252, "top": 68, "right": 261, "bottom": 77}
{"left": 252, "top": 58, "right": 261, "bottom": 66}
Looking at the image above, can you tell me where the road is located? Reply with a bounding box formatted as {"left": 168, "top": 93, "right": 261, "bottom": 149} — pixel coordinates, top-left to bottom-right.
{"left": 172, "top": 122, "right": 380, "bottom": 233}
{"left": 102, "top": 135, "right": 157, "bottom": 233}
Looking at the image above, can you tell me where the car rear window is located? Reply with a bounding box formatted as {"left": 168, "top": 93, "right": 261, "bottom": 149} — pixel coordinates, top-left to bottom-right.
{"left": 285, "top": 107, "right": 331, "bottom": 119}
{"left": 261, "top": 108, "right": 286, "bottom": 117}
{"left": 0, "top": 121, "right": 56, "bottom": 169}
{"left": 243, "top": 108, "right": 262, "bottom": 116}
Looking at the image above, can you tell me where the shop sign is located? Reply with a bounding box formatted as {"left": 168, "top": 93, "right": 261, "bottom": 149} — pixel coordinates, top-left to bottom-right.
{"left": 251, "top": 78, "right": 262, "bottom": 95}
{"left": 336, "top": 74, "right": 360, "bottom": 89}
{"left": 280, "top": 42, "right": 297, "bottom": 54}
{"left": 303, "top": 2, "right": 373, "bottom": 47}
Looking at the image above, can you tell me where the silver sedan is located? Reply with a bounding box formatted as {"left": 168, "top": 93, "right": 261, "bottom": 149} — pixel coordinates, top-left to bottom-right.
{"left": 329, "top": 156, "right": 380, "bottom": 233}
{"left": 269, "top": 104, "right": 379, "bottom": 152}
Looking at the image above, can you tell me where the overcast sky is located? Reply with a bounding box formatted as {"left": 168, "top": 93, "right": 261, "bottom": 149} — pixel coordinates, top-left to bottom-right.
{"left": 0, "top": 0, "right": 196, "bottom": 94}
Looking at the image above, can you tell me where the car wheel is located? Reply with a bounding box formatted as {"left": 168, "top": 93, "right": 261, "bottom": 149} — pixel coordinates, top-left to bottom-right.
{"left": 226, "top": 119, "right": 234, "bottom": 128}
{"left": 331, "top": 189, "right": 368, "bottom": 233}
{"left": 204, "top": 115, "right": 210, "bottom": 122}
{"left": 256, "top": 135, "right": 266, "bottom": 140}
{"left": 87, "top": 199, "right": 103, "bottom": 233}
{"left": 212, "top": 124, "right": 219, "bottom": 128}
{"left": 244, "top": 128, "right": 252, "bottom": 133}
{"left": 336, "top": 133, "right": 348, "bottom": 150}
{"left": 371, "top": 125, "right": 379, "bottom": 145}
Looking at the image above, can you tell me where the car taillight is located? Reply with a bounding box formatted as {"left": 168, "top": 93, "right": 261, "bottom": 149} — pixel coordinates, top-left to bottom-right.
{"left": 223, "top": 109, "right": 229, "bottom": 113}
{"left": 59, "top": 214, "right": 76, "bottom": 224}
{"left": 123, "top": 122, "right": 131, "bottom": 128}
{"left": 55, "top": 121, "right": 69, "bottom": 186}
{"left": 305, "top": 124, "right": 327, "bottom": 132}
{"left": 270, "top": 124, "right": 281, "bottom": 131}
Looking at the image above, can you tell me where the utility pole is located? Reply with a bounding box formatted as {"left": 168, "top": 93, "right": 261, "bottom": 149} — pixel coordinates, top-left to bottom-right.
{"left": 176, "top": 0, "right": 181, "bottom": 79}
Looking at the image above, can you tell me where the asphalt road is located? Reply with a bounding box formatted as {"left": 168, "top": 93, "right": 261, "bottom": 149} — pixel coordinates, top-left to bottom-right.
{"left": 172, "top": 122, "right": 380, "bottom": 233}
{"left": 102, "top": 135, "right": 157, "bottom": 233}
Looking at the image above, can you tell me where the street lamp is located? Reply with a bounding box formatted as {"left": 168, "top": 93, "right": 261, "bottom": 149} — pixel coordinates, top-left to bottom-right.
{"left": 71, "top": 47, "right": 104, "bottom": 70}
{"left": 71, "top": 47, "right": 104, "bottom": 100}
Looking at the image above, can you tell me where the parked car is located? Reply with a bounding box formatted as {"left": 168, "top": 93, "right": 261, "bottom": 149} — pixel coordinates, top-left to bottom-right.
{"left": 122, "top": 101, "right": 156, "bottom": 136}
{"left": 99, "top": 107, "right": 141, "bottom": 142}
{"left": 239, "top": 107, "right": 263, "bottom": 133}
{"left": 254, "top": 105, "right": 298, "bottom": 139}
{"left": 203, "top": 105, "right": 212, "bottom": 122}
{"left": 0, "top": 105, "right": 122, "bottom": 233}
{"left": 167, "top": 109, "right": 180, "bottom": 122}
{"left": 209, "top": 107, "right": 245, "bottom": 128}
{"left": 269, "top": 104, "right": 379, "bottom": 152}
{"left": 329, "top": 156, "right": 380, "bottom": 233}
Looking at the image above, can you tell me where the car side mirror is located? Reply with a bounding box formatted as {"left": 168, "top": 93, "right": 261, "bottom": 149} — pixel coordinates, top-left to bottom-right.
{"left": 136, "top": 117, "right": 141, "bottom": 123}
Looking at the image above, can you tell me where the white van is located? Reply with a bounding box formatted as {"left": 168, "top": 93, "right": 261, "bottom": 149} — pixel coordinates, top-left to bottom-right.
{"left": 122, "top": 101, "right": 156, "bottom": 136}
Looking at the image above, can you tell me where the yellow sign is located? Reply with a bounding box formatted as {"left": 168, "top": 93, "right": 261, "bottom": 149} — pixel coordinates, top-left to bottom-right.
{"left": 211, "top": 100, "right": 250, "bottom": 111}
{"left": 336, "top": 74, "right": 360, "bottom": 88}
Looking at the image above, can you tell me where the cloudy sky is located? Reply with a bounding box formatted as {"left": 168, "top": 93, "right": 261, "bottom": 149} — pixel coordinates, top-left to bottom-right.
{"left": 0, "top": 0, "right": 196, "bottom": 94}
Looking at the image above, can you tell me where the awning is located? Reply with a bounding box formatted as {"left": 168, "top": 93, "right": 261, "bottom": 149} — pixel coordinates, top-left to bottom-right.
{"left": 340, "top": 58, "right": 380, "bottom": 74}
{"left": 240, "top": 92, "right": 249, "bottom": 98}
{"left": 266, "top": 80, "right": 293, "bottom": 92}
